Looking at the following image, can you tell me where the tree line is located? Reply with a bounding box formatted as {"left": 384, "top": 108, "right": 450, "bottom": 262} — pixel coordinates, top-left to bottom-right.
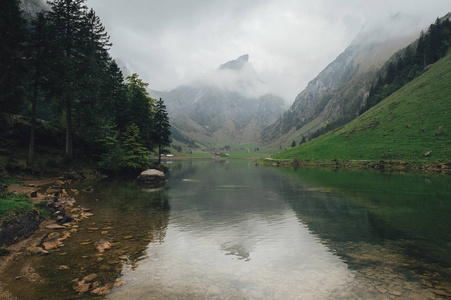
{"left": 0, "top": 0, "right": 170, "bottom": 173}
{"left": 361, "top": 17, "right": 451, "bottom": 114}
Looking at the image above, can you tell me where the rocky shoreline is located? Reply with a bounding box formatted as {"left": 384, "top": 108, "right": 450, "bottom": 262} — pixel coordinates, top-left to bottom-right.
{"left": 0, "top": 172, "right": 123, "bottom": 298}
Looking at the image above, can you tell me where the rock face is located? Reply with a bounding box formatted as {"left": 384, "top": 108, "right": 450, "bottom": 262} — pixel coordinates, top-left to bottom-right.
{"left": 261, "top": 16, "right": 421, "bottom": 145}
{"left": 135, "top": 169, "right": 167, "bottom": 185}
{"left": 150, "top": 55, "right": 286, "bottom": 148}
{"left": 219, "top": 54, "right": 249, "bottom": 71}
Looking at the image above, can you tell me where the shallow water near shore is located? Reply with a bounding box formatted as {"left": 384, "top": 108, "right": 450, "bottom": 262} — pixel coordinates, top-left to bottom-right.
{"left": 2, "top": 159, "right": 451, "bottom": 299}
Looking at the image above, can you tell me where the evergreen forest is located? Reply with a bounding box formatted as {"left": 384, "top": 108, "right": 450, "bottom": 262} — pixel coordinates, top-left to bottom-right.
{"left": 0, "top": 0, "right": 171, "bottom": 174}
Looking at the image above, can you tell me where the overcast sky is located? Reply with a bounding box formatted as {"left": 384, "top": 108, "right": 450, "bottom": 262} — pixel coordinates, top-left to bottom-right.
{"left": 85, "top": 0, "right": 450, "bottom": 102}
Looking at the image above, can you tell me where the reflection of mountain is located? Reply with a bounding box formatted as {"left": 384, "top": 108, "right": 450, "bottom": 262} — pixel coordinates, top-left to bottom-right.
{"left": 150, "top": 55, "right": 286, "bottom": 148}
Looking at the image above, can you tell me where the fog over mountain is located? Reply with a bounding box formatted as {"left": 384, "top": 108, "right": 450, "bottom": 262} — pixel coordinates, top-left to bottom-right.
{"left": 150, "top": 55, "right": 286, "bottom": 147}
{"left": 85, "top": 0, "right": 450, "bottom": 102}
{"left": 188, "top": 54, "right": 270, "bottom": 99}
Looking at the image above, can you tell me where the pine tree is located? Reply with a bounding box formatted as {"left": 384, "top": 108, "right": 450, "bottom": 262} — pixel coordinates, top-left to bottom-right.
{"left": 72, "top": 8, "right": 112, "bottom": 146}
{"left": 154, "top": 98, "right": 171, "bottom": 164}
{"left": 27, "top": 12, "right": 50, "bottom": 164}
{"left": 124, "top": 73, "right": 155, "bottom": 149}
{"left": 46, "top": 0, "right": 113, "bottom": 159}
{"left": 0, "top": 0, "right": 28, "bottom": 120}
{"left": 46, "top": 0, "right": 89, "bottom": 159}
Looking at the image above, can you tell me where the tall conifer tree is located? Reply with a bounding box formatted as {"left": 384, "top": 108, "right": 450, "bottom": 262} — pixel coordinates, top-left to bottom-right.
{"left": 0, "top": 0, "right": 28, "bottom": 119}
{"left": 154, "top": 98, "right": 171, "bottom": 164}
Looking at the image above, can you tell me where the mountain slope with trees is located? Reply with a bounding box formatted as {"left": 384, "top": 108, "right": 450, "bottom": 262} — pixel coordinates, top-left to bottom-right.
{"left": 271, "top": 50, "right": 451, "bottom": 169}
{"left": 261, "top": 13, "right": 451, "bottom": 149}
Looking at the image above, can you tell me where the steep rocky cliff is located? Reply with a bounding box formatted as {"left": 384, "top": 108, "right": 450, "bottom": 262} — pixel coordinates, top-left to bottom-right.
{"left": 261, "top": 19, "right": 420, "bottom": 145}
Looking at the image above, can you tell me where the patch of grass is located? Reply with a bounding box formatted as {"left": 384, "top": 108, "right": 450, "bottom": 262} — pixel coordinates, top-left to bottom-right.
{"left": 1, "top": 178, "right": 22, "bottom": 185}
{"left": 36, "top": 207, "right": 50, "bottom": 220}
{"left": 0, "top": 193, "right": 34, "bottom": 220}
{"left": 0, "top": 246, "right": 10, "bottom": 256}
{"left": 273, "top": 52, "right": 451, "bottom": 167}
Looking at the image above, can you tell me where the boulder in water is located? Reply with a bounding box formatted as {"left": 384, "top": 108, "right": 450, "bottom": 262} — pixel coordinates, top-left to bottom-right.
{"left": 135, "top": 169, "right": 167, "bottom": 186}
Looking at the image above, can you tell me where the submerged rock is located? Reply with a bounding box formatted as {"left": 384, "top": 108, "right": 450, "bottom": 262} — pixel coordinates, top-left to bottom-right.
{"left": 95, "top": 239, "right": 112, "bottom": 252}
{"left": 42, "top": 238, "right": 62, "bottom": 250}
{"left": 82, "top": 273, "right": 97, "bottom": 282}
{"left": 28, "top": 246, "right": 49, "bottom": 256}
{"left": 90, "top": 283, "right": 113, "bottom": 296}
{"left": 45, "top": 224, "right": 66, "bottom": 230}
{"left": 73, "top": 281, "right": 91, "bottom": 293}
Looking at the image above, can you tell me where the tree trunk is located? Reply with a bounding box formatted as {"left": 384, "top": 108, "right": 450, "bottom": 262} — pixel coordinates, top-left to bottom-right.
{"left": 65, "top": 99, "right": 73, "bottom": 160}
{"left": 158, "top": 144, "right": 162, "bottom": 164}
{"left": 27, "top": 70, "right": 38, "bottom": 165}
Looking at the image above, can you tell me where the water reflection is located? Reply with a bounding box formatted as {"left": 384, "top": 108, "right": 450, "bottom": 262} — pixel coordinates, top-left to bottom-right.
{"left": 3, "top": 160, "right": 451, "bottom": 299}
{"left": 279, "top": 167, "right": 451, "bottom": 298}
{"left": 108, "top": 160, "right": 451, "bottom": 299}
{"left": 108, "top": 160, "right": 359, "bottom": 299}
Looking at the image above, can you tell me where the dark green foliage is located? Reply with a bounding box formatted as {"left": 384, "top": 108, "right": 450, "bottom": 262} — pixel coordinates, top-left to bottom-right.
{"left": 361, "top": 17, "right": 451, "bottom": 115}
{"left": 98, "top": 124, "right": 150, "bottom": 173}
{"left": 45, "top": 0, "right": 113, "bottom": 159}
{"left": 291, "top": 140, "right": 297, "bottom": 147}
{"left": 154, "top": 98, "right": 171, "bottom": 164}
{"left": 114, "top": 73, "right": 156, "bottom": 150}
{"left": 0, "top": 0, "right": 28, "bottom": 118}
{"left": 0, "top": 0, "right": 170, "bottom": 169}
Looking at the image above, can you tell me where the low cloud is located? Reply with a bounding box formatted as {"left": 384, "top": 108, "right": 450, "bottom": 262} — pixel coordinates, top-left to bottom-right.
{"left": 86, "top": 0, "right": 450, "bottom": 102}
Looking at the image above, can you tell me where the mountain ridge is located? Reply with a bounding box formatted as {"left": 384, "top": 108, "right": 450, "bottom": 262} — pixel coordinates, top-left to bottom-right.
{"left": 261, "top": 15, "right": 425, "bottom": 147}
{"left": 150, "top": 55, "right": 286, "bottom": 148}
{"left": 271, "top": 50, "right": 451, "bottom": 168}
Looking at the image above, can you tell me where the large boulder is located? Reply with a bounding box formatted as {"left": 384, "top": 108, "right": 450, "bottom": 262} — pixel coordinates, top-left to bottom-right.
{"left": 135, "top": 169, "right": 167, "bottom": 186}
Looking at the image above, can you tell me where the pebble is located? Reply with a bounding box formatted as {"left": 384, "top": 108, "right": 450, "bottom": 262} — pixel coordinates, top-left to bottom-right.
{"left": 388, "top": 290, "right": 402, "bottom": 296}
{"left": 82, "top": 273, "right": 97, "bottom": 282}
{"left": 433, "top": 289, "right": 451, "bottom": 297}
{"left": 45, "top": 224, "right": 66, "bottom": 230}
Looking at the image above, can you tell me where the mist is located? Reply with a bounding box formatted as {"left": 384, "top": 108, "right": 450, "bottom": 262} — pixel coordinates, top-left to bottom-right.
{"left": 83, "top": 0, "right": 450, "bottom": 102}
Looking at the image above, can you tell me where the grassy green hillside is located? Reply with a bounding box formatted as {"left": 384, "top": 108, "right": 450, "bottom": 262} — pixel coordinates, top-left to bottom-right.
{"left": 272, "top": 52, "right": 451, "bottom": 168}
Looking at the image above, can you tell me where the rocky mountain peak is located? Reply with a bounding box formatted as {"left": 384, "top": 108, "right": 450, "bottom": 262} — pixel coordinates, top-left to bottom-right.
{"left": 218, "top": 54, "right": 249, "bottom": 71}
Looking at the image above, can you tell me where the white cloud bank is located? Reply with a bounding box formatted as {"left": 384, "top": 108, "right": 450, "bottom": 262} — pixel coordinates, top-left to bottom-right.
{"left": 86, "top": 0, "right": 450, "bottom": 102}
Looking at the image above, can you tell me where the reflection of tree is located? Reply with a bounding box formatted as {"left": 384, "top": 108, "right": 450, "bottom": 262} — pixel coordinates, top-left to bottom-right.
{"left": 279, "top": 168, "right": 451, "bottom": 270}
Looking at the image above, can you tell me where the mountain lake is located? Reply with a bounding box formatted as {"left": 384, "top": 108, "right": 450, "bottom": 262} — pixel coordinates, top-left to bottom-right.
{"left": 1, "top": 159, "right": 451, "bottom": 299}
